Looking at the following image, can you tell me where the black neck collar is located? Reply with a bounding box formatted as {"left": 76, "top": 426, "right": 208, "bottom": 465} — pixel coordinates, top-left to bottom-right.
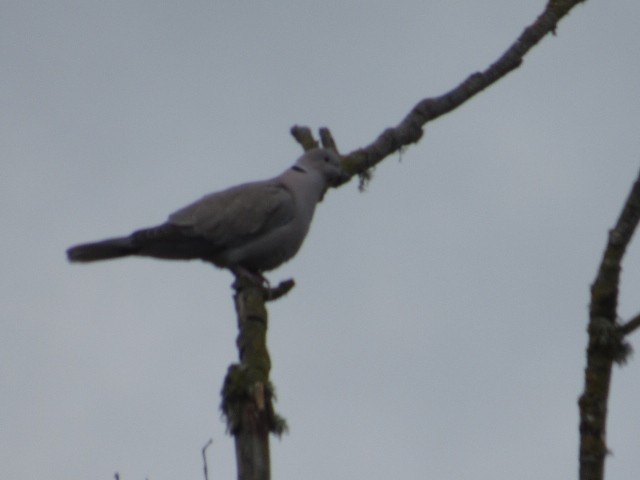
{"left": 291, "top": 165, "right": 307, "bottom": 173}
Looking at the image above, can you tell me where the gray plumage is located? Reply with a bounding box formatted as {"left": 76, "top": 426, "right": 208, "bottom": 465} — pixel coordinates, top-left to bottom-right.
{"left": 67, "top": 148, "right": 348, "bottom": 274}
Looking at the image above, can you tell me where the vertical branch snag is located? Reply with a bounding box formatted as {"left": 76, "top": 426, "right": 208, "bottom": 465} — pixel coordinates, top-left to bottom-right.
{"left": 579, "top": 168, "right": 640, "bottom": 480}
{"left": 221, "top": 276, "right": 290, "bottom": 480}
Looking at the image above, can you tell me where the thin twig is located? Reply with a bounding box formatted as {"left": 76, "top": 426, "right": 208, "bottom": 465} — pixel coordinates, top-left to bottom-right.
{"left": 266, "top": 279, "right": 295, "bottom": 301}
{"left": 290, "top": 126, "right": 318, "bottom": 151}
{"left": 619, "top": 312, "right": 640, "bottom": 336}
{"left": 202, "top": 438, "right": 213, "bottom": 480}
{"left": 319, "top": 128, "right": 337, "bottom": 151}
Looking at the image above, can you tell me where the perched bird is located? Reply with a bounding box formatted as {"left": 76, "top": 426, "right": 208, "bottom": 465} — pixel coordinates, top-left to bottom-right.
{"left": 67, "top": 148, "right": 348, "bottom": 277}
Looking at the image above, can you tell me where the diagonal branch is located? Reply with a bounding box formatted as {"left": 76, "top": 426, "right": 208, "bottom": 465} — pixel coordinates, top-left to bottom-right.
{"left": 339, "top": 0, "right": 587, "bottom": 175}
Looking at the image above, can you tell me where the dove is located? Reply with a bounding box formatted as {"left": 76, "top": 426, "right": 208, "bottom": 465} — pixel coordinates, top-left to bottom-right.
{"left": 66, "top": 148, "right": 348, "bottom": 277}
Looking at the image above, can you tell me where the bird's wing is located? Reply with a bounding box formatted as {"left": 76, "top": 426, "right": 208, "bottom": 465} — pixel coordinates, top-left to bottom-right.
{"left": 168, "top": 180, "right": 295, "bottom": 249}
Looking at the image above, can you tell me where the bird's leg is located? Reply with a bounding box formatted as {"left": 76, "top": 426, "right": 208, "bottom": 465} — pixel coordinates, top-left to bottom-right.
{"left": 232, "top": 267, "right": 270, "bottom": 289}
{"left": 231, "top": 268, "right": 295, "bottom": 301}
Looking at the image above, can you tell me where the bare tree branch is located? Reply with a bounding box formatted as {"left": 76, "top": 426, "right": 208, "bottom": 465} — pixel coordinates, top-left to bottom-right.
{"left": 293, "top": 2, "right": 588, "bottom": 189}
{"left": 335, "top": 0, "right": 587, "bottom": 176}
{"left": 221, "top": 275, "right": 287, "bottom": 480}
{"left": 579, "top": 167, "right": 640, "bottom": 480}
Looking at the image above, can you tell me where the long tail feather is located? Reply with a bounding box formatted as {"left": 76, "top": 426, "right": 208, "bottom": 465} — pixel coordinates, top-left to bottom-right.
{"left": 66, "top": 237, "right": 136, "bottom": 262}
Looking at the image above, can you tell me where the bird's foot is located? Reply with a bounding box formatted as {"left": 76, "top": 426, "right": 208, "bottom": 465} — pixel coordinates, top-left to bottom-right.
{"left": 231, "top": 268, "right": 295, "bottom": 300}
{"left": 232, "top": 267, "right": 270, "bottom": 288}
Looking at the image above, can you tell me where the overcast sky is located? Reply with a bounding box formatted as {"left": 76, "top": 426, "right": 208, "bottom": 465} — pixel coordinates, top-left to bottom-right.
{"left": 3, "top": 1, "right": 640, "bottom": 479}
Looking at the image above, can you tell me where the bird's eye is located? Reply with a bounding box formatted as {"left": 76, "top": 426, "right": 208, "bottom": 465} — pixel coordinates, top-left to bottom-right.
{"left": 323, "top": 156, "right": 330, "bottom": 163}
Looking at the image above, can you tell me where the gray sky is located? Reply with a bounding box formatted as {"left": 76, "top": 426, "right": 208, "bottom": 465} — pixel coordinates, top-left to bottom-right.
{"left": 3, "top": 1, "right": 640, "bottom": 479}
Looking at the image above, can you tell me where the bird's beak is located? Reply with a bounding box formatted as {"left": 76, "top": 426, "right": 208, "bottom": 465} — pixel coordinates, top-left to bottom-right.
{"left": 330, "top": 165, "right": 351, "bottom": 187}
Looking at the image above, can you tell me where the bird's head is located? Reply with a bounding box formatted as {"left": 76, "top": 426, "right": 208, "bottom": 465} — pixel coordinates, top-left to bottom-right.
{"left": 293, "top": 148, "right": 350, "bottom": 188}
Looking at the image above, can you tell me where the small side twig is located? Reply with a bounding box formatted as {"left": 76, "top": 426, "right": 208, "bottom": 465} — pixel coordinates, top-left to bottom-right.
{"left": 319, "top": 127, "right": 337, "bottom": 151}
{"left": 202, "top": 438, "right": 213, "bottom": 480}
{"left": 290, "top": 126, "right": 318, "bottom": 151}
{"left": 619, "top": 312, "right": 640, "bottom": 336}
{"left": 266, "top": 279, "right": 296, "bottom": 301}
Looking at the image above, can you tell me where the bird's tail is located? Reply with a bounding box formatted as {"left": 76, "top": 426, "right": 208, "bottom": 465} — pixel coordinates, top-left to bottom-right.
{"left": 66, "top": 237, "right": 136, "bottom": 263}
